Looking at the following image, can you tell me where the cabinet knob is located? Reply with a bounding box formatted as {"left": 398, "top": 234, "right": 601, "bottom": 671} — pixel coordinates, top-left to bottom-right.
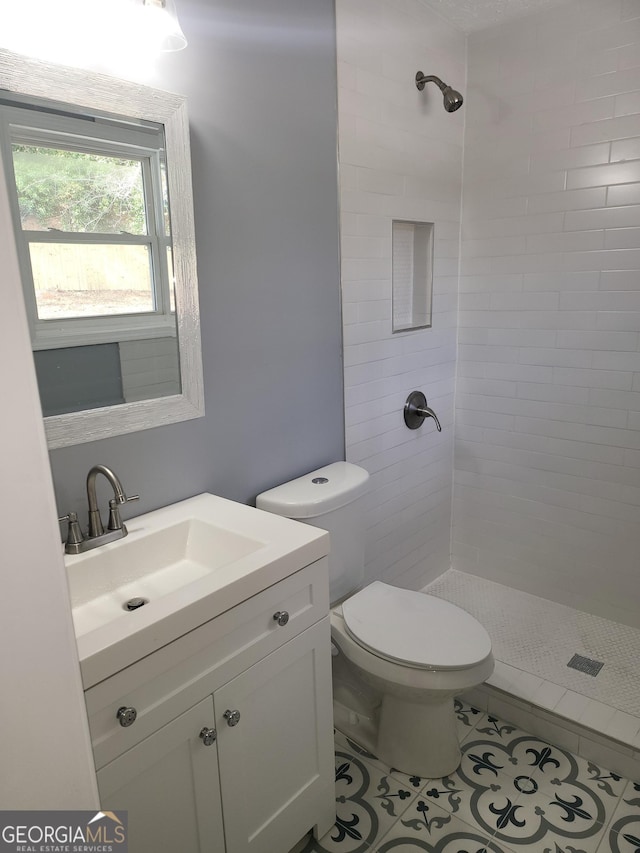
{"left": 116, "top": 706, "right": 137, "bottom": 727}
{"left": 199, "top": 727, "right": 217, "bottom": 746}
{"left": 273, "top": 610, "right": 289, "bottom": 627}
{"left": 224, "top": 709, "right": 241, "bottom": 727}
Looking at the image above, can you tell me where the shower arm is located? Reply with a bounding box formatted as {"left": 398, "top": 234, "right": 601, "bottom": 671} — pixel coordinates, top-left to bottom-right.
{"left": 415, "top": 73, "right": 447, "bottom": 92}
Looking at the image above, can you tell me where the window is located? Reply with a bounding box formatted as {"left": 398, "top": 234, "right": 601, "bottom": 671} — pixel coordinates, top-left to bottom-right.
{"left": 0, "top": 99, "right": 175, "bottom": 349}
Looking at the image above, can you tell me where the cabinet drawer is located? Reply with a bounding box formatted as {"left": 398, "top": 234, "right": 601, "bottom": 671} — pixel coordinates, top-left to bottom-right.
{"left": 86, "top": 558, "right": 328, "bottom": 769}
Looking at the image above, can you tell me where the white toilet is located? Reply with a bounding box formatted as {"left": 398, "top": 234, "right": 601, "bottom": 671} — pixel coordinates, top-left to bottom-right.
{"left": 256, "top": 461, "right": 494, "bottom": 778}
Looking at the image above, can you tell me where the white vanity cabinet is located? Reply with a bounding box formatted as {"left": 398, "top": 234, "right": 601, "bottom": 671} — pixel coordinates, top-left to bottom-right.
{"left": 96, "top": 697, "right": 224, "bottom": 852}
{"left": 84, "top": 559, "right": 335, "bottom": 853}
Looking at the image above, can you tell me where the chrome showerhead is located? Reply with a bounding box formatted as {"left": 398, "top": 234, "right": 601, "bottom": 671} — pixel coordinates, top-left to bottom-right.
{"left": 442, "top": 85, "right": 464, "bottom": 112}
{"left": 415, "top": 72, "right": 464, "bottom": 112}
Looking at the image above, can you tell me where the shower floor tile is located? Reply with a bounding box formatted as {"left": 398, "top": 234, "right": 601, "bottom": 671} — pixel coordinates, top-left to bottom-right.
{"left": 424, "top": 570, "right": 640, "bottom": 725}
{"left": 296, "top": 711, "right": 634, "bottom": 852}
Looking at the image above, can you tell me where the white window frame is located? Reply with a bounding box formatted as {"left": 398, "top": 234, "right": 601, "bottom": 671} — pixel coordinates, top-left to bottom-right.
{"left": 0, "top": 103, "right": 176, "bottom": 350}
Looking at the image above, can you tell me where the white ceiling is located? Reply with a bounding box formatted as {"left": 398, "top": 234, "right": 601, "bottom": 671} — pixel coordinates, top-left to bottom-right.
{"left": 421, "top": 0, "right": 571, "bottom": 32}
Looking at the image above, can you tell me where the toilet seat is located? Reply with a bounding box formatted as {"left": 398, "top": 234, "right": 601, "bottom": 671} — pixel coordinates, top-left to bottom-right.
{"left": 341, "top": 581, "right": 492, "bottom": 671}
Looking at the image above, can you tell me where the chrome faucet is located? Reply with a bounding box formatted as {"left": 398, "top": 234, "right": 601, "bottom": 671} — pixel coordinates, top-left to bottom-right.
{"left": 87, "top": 464, "right": 130, "bottom": 537}
{"left": 59, "top": 465, "right": 139, "bottom": 554}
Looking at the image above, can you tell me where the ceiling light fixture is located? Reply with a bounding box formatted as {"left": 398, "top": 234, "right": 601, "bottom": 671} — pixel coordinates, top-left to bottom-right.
{"left": 142, "top": 0, "right": 188, "bottom": 51}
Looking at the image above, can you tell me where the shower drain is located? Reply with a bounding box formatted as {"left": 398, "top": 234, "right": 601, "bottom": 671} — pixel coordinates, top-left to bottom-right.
{"left": 567, "top": 653, "right": 604, "bottom": 677}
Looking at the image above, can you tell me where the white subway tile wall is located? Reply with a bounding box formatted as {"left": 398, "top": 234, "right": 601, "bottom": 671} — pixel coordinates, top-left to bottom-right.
{"left": 336, "top": 0, "right": 465, "bottom": 589}
{"left": 455, "top": 0, "right": 640, "bottom": 627}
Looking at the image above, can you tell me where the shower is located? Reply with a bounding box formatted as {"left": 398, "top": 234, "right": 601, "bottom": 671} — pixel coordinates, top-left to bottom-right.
{"left": 415, "top": 72, "right": 464, "bottom": 112}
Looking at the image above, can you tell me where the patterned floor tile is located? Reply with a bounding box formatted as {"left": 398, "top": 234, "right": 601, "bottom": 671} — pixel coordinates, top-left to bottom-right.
{"left": 602, "top": 827, "right": 640, "bottom": 853}
{"left": 302, "top": 746, "right": 417, "bottom": 853}
{"left": 485, "top": 782, "right": 608, "bottom": 852}
{"left": 332, "top": 729, "right": 409, "bottom": 789}
{"left": 334, "top": 730, "right": 382, "bottom": 765}
{"left": 415, "top": 712, "right": 618, "bottom": 852}
{"left": 413, "top": 714, "right": 553, "bottom": 827}
{"left": 375, "top": 798, "right": 511, "bottom": 852}
{"left": 455, "top": 698, "right": 484, "bottom": 742}
{"left": 605, "top": 780, "right": 640, "bottom": 853}
{"left": 467, "top": 714, "right": 555, "bottom": 776}
{"left": 524, "top": 740, "right": 626, "bottom": 830}
{"left": 318, "top": 711, "right": 636, "bottom": 853}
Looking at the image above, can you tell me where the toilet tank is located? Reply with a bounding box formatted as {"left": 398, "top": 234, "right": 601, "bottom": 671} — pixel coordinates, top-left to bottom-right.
{"left": 256, "top": 462, "right": 370, "bottom": 603}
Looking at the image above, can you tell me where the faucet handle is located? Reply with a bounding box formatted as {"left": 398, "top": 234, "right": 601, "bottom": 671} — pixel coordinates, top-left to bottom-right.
{"left": 107, "top": 495, "right": 140, "bottom": 532}
{"left": 58, "top": 512, "right": 85, "bottom": 552}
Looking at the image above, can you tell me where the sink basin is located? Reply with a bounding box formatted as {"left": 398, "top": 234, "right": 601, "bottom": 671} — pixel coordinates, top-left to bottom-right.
{"left": 69, "top": 519, "right": 265, "bottom": 637}
{"left": 65, "top": 493, "right": 329, "bottom": 687}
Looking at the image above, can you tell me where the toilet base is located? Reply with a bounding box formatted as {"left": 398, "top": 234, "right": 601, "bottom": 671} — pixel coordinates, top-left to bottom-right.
{"left": 377, "top": 692, "right": 461, "bottom": 778}
{"left": 330, "top": 607, "right": 493, "bottom": 779}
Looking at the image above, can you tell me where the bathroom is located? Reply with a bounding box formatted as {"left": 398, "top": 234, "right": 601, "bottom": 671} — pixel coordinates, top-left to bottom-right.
{"left": 2, "top": 0, "right": 640, "bottom": 849}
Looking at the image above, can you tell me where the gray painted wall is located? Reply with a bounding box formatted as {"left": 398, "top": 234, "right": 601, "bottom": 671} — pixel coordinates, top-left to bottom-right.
{"left": 49, "top": 0, "right": 345, "bottom": 518}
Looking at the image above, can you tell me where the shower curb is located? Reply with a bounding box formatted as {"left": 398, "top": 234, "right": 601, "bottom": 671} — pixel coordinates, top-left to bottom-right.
{"left": 461, "top": 680, "right": 640, "bottom": 783}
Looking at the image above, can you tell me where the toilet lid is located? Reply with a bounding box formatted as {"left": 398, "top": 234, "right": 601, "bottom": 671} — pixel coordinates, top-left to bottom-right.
{"left": 341, "top": 582, "right": 492, "bottom": 670}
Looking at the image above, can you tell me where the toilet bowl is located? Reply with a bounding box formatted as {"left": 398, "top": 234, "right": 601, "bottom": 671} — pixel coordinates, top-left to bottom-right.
{"left": 331, "top": 581, "right": 493, "bottom": 777}
{"left": 256, "top": 462, "right": 494, "bottom": 779}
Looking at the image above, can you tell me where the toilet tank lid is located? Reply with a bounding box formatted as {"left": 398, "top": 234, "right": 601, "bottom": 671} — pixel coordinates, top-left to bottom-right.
{"left": 256, "top": 462, "right": 369, "bottom": 519}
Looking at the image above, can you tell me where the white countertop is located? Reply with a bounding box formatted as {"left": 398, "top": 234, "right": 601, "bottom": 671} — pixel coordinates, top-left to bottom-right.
{"left": 67, "top": 493, "right": 329, "bottom": 688}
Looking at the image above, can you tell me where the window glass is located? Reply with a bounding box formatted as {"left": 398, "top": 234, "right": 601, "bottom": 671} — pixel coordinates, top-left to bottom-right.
{"left": 29, "top": 243, "right": 154, "bottom": 319}
{"left": 12, "top": 144, "right": 147, "bottom": 235}
{"left": 3, "top": 105, "right": 176, "bottom": 347}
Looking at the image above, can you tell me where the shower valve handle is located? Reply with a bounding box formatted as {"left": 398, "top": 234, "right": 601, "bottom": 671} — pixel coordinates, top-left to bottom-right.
{"left": 415, "top": 405, "right": 442, "bottom": 432}
{"left": 404, "top": 391, "right": 442, "bottom": 432}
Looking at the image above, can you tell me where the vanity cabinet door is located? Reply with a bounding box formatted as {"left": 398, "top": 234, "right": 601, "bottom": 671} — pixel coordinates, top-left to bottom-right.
{"left": 214, "top": 617, "right": 335, "bottom": 853}
{"left": 96, "top": 697, "right": 224, "bottom": 853}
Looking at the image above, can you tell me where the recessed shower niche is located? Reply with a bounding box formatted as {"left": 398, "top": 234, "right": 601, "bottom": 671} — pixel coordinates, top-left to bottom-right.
{"left": 391, "top": 220, "right": 434, "bottom": 332}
